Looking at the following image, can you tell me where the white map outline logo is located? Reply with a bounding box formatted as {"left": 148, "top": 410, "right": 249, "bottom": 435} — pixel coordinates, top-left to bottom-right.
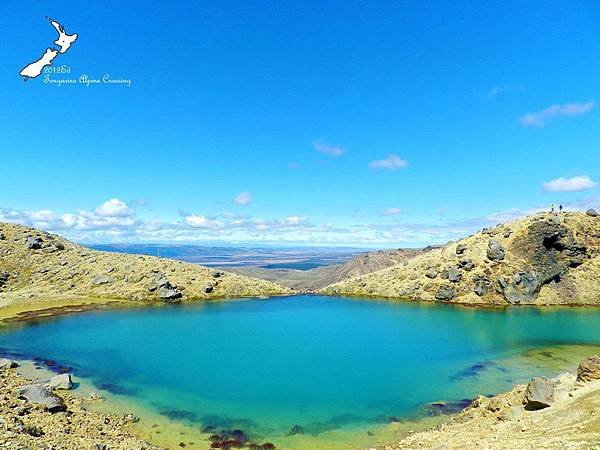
{"left": 20, "top": 17, "right": 78, "bottom": 81}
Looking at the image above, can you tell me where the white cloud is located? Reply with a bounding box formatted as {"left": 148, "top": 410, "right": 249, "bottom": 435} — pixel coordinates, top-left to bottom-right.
{"left": 369, "top": 154, "right": 408, "bottom": 171}
{"left": 5, "top": 194, "right": 600, "bottom": 247}
{"left": 95, "top": 198, "right": 133, "bottom": 217}
{"left": 234, "top": 191, "right": 252, "bottom": 205}
{"left": 542, "top": 175, "right": 598, "bottom": 192}
{"left": 485, "top": 83, "right": 524, "bottom": 100}
{"left": 380, "top": 207, "right": 402, "bottom": 216}
{"left": 313, "top": 140, "right": 346, "bottom": 157}
{"left": 519, "top": 100, "right": 595, "bottom": 127}
{"left": 185, "top": 214, "right": 209, "bottom": 227}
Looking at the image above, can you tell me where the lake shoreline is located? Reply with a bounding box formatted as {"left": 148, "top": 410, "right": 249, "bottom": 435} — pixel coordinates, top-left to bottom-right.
{"left": 3, "top": 346, "right": 600, "bottom": 450}
{"left": 0, "top": 363, "right": 162, "bottom": 449}
{"left": 3, "top": 296, "right": 600, "bottom": 449}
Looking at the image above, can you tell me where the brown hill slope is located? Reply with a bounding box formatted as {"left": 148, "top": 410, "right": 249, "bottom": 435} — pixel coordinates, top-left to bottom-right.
{"left": 226, "top": 248, "right": 430, "bottom": 291}
{"left": 0, "top": 222, "right": 293, "bottom": 311}
{"left": 323, "top": 211, "right": 600, "bottom": 305}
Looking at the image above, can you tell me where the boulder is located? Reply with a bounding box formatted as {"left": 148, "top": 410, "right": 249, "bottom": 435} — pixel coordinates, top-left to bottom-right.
{"left": 458, "top": 257, "right": 475, "bottom": 271}
{"left": 0, "top": 271, "right": 8, "bottom": 287}
{"left": 25, "top": 236, "right": 43, "bottom": 249}
{"left": 448, "top": 266, "right": 462, "bottom": 282}
{"left": 524, "top": 377, "right": 556, "bottom": 410}
{"left": 577, "top": 355, "right": 600, "bottom": 382}
{"left": 204, "top": 283, "right": 214, "bottom": 294}
{"left": 0, "top": 232, "right": 5, "bottom": 240}
{"left": 148, "top": 272, "right": 170, "bottom": 292}
{"left": 473, "top": 276, "right": 491, "bottom": 297}
{"left": 91, "top": 275, "right": 113, "bottom": 285}
{"left": 0, "top": 358, "right": 17, "bottom": 370}
{"left": 158, "top": 286, "right": 182, "bottom": 302}
{"left": 49, "top": 373, "right": 73, "bottom": 390}
{"left": 455, "top": 243, "right": 467, "bottom": 255}
{"left": 435, "top": 284, "right": 456, "bottom": 301}
{"left": 440, "top": 265, "right": 450, "bottom": 279}
{"left": 499, "top": 271, "right": 540, "bottom": 304}
{"left": 425, "top": 269, "right": 438, "bottom": 279}
{"left": 18, "top": 384, "right": 66, "bottom": 412}
{"left": 586, "top": 209, "right": 598, "bottom": 217}
{"left": 486, "top": 239, "right": 505, "bottom": 261}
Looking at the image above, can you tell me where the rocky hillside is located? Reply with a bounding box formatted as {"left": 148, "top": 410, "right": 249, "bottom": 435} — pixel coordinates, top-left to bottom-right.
{"left": 226, "top": 248, "right": 430, "bottom": 291}
{"left": 0, "top": 223, "right": 293, "bottom": 305}
{"left": 392, "top": 355, "right": 600, "bottom": 449}
{"left": 323, "top": 211, "right": 600, "bottom": 305}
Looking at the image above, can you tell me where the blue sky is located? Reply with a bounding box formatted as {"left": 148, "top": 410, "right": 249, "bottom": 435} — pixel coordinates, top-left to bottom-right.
{"left": 1, "top": 0, "right": 599, "bottom": 246}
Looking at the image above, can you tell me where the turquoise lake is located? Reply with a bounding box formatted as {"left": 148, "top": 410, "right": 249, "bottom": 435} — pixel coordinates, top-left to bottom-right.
{"left": 2, "top": 295, "right": 600, "bottom": 448}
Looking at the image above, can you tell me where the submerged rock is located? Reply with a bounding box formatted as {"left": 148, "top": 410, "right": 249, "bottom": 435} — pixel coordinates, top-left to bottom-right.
{"left": 19, "top": 384, "right": 66, "bottom": 412}
{"left": 425, "top": 398, "right": 472, "bottom": 416}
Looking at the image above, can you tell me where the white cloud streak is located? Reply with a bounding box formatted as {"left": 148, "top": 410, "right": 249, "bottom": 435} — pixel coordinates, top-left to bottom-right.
{"left": 380, "top": 207, "right": 402, "bottom": 216}
{"left": 542, "top": 175, "right": 598, "bottom": 192}
{"left": 369, "top": 154, "right": 408, "bottom": 171}
{"left": 313, "top": 140, "right": 346, "bottom": 157}
{"left": 234, "top": 191, "right": 252, "bottom": 205}
{"left": 519, "top": 100, "right": 595, "bottom": 127}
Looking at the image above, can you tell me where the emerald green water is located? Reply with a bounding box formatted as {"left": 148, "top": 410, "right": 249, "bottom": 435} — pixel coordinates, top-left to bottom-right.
{"left": 2, "top": 295, "right": 600, "bottom": 449}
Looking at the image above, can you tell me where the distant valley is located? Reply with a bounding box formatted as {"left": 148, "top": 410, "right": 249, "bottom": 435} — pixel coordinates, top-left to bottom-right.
{"left": 89, "top": 244, "right": 431, "bottom": 290}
